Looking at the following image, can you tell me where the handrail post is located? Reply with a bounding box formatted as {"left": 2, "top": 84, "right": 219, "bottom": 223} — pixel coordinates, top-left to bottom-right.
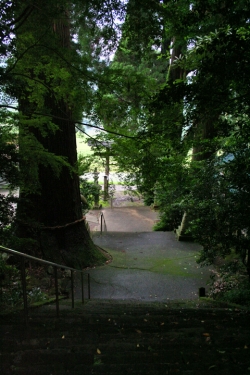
{"left": 81, "top": 273, "right": 84, "bottom": 304}
{"left": 101, "top": 213, "right": 103, "bottom": 234}
{"left": 0, "top": 273, "right": 4, "bottom": 303}
{"left": 88, "top": 273, "right": 90, "bottom": 299}
{"left": 0, "top": 246, "right": 91, "bottom": 316}
{"left": 20, "top": 258, "right": 28, "bottom": 326}
{"left": 54, "top": 266, "right": 59, "bottom": 318}
{"left": 71, "top": 270, "right": 74, "bottom": 308}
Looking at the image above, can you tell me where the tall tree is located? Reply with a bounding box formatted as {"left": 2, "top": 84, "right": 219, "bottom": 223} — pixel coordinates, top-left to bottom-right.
{"left": 147, "top": 0, "right": 250, "bottom": 277}
{"left": 93, "top": 0, "right": 171, "bottom": 198}
{"left": 3, "top": 0, "right": 120, "bottom": 267}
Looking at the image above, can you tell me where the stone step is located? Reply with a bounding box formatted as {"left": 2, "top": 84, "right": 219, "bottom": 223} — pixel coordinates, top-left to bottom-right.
{"left": 1, "top": 300, "right": 249, "bottom": 375}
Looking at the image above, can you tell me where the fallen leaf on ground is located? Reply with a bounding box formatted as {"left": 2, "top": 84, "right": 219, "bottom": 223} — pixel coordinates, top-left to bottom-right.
{"left": 203, "top": 333, "right": 210, "bottom": 337}
{"left": 135, "top": 329, "right": 142, "bottom": 334}
{"left": 97, "top": 348, "right": 101, "bottom": 354}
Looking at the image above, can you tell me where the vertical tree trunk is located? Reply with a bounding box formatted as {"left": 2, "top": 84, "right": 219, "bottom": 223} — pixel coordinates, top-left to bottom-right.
{"left": 176, "top": 117, "right": 217, "bottom": 240}
{"left": 15, "top": 1, "right": 107, "bottom": 268}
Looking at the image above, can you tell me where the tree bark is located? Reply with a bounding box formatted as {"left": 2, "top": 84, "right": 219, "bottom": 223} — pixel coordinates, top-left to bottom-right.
{"left": 15, "top": 1, "right": 107, "bottom": 268}
{"left": 176, "top": 116, "right": 217, "bottom": 240}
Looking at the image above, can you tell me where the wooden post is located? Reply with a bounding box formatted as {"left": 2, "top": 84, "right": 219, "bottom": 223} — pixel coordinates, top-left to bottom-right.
{"left": 104, "top": 175, "right": 108, "bottom": 201}
{"left": 104, "top": 151, "right": 110, "bottom": 201}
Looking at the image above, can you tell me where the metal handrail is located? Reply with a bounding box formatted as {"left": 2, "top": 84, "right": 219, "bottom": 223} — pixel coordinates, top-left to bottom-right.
{"left": 0, "top": 245, "right": 90, "bottom": 324}
{"left": 100, "top": 211, "right": 107, "bottom": 234}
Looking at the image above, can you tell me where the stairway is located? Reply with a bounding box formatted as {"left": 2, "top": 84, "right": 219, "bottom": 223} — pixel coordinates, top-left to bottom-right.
{"left": 1, "top": 299, "right": 250, "bottom": 375}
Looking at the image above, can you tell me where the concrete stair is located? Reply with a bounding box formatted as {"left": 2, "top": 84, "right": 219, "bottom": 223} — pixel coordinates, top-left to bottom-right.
{"left": 1, "top": 300, "right": 250, "bottom": 374}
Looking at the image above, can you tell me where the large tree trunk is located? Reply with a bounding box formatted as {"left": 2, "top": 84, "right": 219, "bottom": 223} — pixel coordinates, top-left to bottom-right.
{"left": 15, "top": 1, "right": 107, "bottom": 268}
{"left": 176, "top": 117, "right": 217, "bottom": 240}
{"left": 17, "top": 102, "right": 103, "bottom": 268}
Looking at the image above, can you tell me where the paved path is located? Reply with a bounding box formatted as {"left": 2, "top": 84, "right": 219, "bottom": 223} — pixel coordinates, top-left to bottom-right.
{"left": 80, "top": 207, "right": 212, "bottom": 302}
{"left": 86, "top": 206, "right": 158, "bottom": 232}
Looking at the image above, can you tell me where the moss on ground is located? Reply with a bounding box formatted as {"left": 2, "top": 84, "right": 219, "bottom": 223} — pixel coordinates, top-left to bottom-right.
{"left": 106, "top": 249, "right": 201, "bottom": 278}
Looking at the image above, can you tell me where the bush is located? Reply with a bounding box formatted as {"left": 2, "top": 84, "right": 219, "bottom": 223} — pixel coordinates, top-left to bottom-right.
{"left": 220, "top": 286, "right": 250, "bottom": 306}
{"left": 27, "top": 287, "right": 47, "bottom": 303}
{"left": 154, "top": 203, "right": 183, "bottom": 231}
{"left": 80, "top": 178, "right": 101, "bottom": 212}
{"left": 153, "top": 217, "right": 175, "bottom": 231}
{"left": 0, "top": 255, "right": 49, "bottom": 310}
{"left": 0, "top": 254, "right": 22, "bottom": 308}
{"left": 208, "top": 261, "right": 250, "bottom": 306}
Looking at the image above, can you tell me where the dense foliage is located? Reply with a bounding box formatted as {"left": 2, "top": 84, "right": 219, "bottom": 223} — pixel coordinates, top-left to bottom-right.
{"left": 1, "top": 0, "right": 250, "bottom": 293}
{"left": 92, "top": 1, "right": 250, "bottom": 291}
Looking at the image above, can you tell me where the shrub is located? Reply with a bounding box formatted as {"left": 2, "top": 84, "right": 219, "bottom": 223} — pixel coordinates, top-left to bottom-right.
{"left": 220, "top": 286, "right": 250, "bottom": 306}
{"left": 0, "top": 254, "right": 22, "bottom": 308}
{"left": 208, "top": 261, "right": 250, "bottom": 306}
{"left": 80, "top": 178, "right": 101, "bottom": 212}
{"left": 28, "top": 287, "right": 47, "bottom": 303}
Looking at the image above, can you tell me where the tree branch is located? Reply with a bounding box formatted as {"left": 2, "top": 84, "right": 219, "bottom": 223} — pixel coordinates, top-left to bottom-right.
{"left": 7, "top": 5, "right": 33, "bottom": 27}
{"left": 0, "top": 104, "right": 137, "bottom": 139}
